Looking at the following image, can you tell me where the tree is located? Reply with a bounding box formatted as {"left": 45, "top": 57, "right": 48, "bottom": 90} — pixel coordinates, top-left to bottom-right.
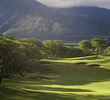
{"left": 18, "top": 38, "right": 43, "bottom": 70}
{"left": 105, "top": 46, "right": 110, "bottom": 55}
{"left": 0, "top": 36, "right": 43, "bottom": 83}
{"left": 91, "top": 38, "right": 107, "bottom": 57}
{"left": 79, "top": 40, "right": 92, "bottom": 56}
{"left": 44, "top": 40, "right": 63, "bottom": 57}
{"left": 0, "top": 37, "right": 22, "bottom": 83}
{"left": 58, "top": 46, "right": 84, "bottom": 58}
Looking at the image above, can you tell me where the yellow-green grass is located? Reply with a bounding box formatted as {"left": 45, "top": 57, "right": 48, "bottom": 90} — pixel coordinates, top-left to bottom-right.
{"left": 1, "top": 55, "right": 110, "bottom": 100}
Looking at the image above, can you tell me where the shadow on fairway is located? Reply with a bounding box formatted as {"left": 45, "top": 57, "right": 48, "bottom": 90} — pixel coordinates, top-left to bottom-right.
{"left": 1, "top": 61, "right": 110, "bottom": 100}
{"left": 1, "top": 86, "right": 110, "bottom": 100}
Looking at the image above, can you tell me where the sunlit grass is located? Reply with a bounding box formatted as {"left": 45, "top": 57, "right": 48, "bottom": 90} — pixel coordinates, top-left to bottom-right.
{"left": 1, "top": 55, "right": 110, "bottom": 100}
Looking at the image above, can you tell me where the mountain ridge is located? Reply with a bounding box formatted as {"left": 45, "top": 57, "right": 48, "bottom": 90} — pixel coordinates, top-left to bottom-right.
{"left": 53, "top": 6, "right": 110, "bottom": 23}
{"left": 0, "top": 0, "right": 110, "bottom": 42}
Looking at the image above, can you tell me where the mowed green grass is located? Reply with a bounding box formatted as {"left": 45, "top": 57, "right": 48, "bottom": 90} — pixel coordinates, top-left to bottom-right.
{"left": 1, "top": 55, "right": 110, "bottom": 100}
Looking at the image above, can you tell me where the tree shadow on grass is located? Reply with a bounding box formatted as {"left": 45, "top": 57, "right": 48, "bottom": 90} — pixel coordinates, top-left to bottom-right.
{"left": 1, "top": 85, "right": 110, "bottom": 100}
{"left": 0, "top": 86, "right": 20, "bottom": 94}
{"left": 0, "top": 85, "right": 90, "bottom": 100}
{"left": 0, "top": 86, "right": 25, "bottom": 100}
{"left": 1, "top": 61, "right": 110, "bottom": 100}
{"left": 25, "top": 91, "right": 110, "bottom": 100}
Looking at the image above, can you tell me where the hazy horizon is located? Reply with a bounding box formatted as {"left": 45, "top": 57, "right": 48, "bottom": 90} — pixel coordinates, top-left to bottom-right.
{"left": 36, "top": 0, "right": 110, "bottom": 9}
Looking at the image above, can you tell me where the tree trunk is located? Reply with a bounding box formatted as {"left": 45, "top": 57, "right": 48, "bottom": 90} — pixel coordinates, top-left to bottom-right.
{"left": 0, "top": 67, "right": 4, "bottom": 84}
{"left": 29, "top": 59, "right": 34, "bottom": 68}
{"left": 0, "top": 76, "right": 3, "bottom": 84}
{"left": 96, "top": 50, "right": 98, "bottom": 57}
{"left": 19, "top": 72, "right": 24, "bottom": 77}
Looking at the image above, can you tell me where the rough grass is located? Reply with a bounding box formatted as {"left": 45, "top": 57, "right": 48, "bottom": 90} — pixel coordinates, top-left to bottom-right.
{"left": 1, "top": 55, "right": 110, "bottom": 100}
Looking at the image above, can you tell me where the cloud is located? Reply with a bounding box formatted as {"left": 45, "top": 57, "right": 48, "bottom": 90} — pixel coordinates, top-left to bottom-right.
{"left": 36, "top": 0, "right": 110, "bottom": 9}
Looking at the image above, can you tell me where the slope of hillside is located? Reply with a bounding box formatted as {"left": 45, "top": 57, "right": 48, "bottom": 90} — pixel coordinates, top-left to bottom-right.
{"left": 54, "top": 6, "right": 110, "bottom": 23}
{"left": 0, "top": 0, "right": 110, "bottom": 41}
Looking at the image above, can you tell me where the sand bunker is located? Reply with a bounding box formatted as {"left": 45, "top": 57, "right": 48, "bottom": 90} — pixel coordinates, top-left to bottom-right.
{"left": 75, "top": 62, "right": 88, "bottom": 65}
{"left": 30, "top": 76, "right": 50, "bottom": 80}
{"left": 39, "top": 61, "right": 51, "bottom": 65}
{"left": 88, "top": 64, "right": 103, "bottom": 68}
{"left": 45, "top": 69, "right": 55, "bottom": 72}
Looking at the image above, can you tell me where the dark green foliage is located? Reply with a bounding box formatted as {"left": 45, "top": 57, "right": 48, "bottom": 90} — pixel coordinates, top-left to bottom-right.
{"left": 91, "top": 38, "right": 107, "bottom": 57}
{"left": 78, "top": 38, "right": 107, "bottom": 57}
{"left": 59, "top": 47, "right": 84, "bottom": 58}
{"left": 105, "top": 46, "right": 110, "bottom": 54}
{"left": 44, "top": 40, "right": 84, "bottom": 58}
{"left": 44, "top": 40, "right": 63, "bottom": 57}
{"left": 79, "top": 40, "right": 93, "bottom": 56}
{"left": 0, "top": 36, "right": 43, "bottom": 83}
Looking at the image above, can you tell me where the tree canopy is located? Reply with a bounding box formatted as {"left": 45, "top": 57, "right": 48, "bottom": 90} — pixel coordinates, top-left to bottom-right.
{"left": 0, "top": 36, "right": 43, "bottom": 83}
{"left": 79, "top": 40, "right": 92, "bottom": 56}
{"left": 91, "top": 38, "right": 107, "bottom": 57}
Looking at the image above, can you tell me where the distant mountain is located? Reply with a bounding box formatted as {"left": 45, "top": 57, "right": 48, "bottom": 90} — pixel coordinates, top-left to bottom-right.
{"left": 0, "top": 0, "right": 110, "bottom": 42}
{"left": 54, "top": 6, "right": 110, "bottom": 23}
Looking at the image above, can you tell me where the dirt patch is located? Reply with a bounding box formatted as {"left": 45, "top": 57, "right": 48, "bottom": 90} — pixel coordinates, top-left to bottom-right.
{"left": 27, "top": 67, "right": 40, "bottom": 74}
{"left": 75, "top": 62, "right": 88, "bottom": 65}
{"left": 45, "top": 69, "right": 55, "bottom": 72}
{"left": 88, "top": 64, "right": 103, "bottom": 68}
{"left": 39, "top": 61, "right": 51, "bottom": 65}
{"left": 30, "top": 76, "right": 50, "bottom": 80}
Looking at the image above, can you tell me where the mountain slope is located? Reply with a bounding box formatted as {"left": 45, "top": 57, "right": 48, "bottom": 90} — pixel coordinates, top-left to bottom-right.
{"left": 54, "top": 6, "right": 110, "bottom": 23}
{"left": 0, "top": 0, "right": 110, "bottom": 41}
{"left": 0, "top": 0, "right": 54, "bottom": 36}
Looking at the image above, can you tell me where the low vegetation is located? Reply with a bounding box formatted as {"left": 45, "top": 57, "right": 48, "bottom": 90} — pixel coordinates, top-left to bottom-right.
{"left": 0, "top": 35, "right": 110, "bottom": 100}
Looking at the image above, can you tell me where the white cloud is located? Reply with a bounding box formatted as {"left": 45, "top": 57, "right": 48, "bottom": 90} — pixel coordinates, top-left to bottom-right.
{"left": 36, "top": 0, "right": 110, "bottom": 9}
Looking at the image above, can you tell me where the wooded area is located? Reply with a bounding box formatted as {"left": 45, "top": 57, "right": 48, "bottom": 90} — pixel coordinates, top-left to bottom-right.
{"left": 0, "top": 35, "right": 109, "bottom": 84}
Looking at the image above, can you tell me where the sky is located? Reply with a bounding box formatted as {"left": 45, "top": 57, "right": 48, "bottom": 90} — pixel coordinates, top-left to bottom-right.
{"left": 36, "top": 0, "right": 110, "bottom": 9}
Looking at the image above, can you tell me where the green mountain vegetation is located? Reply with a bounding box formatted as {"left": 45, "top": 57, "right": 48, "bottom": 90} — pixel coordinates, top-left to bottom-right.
{"left": 0, "top": 0, "right": 110, "bottom": 42}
